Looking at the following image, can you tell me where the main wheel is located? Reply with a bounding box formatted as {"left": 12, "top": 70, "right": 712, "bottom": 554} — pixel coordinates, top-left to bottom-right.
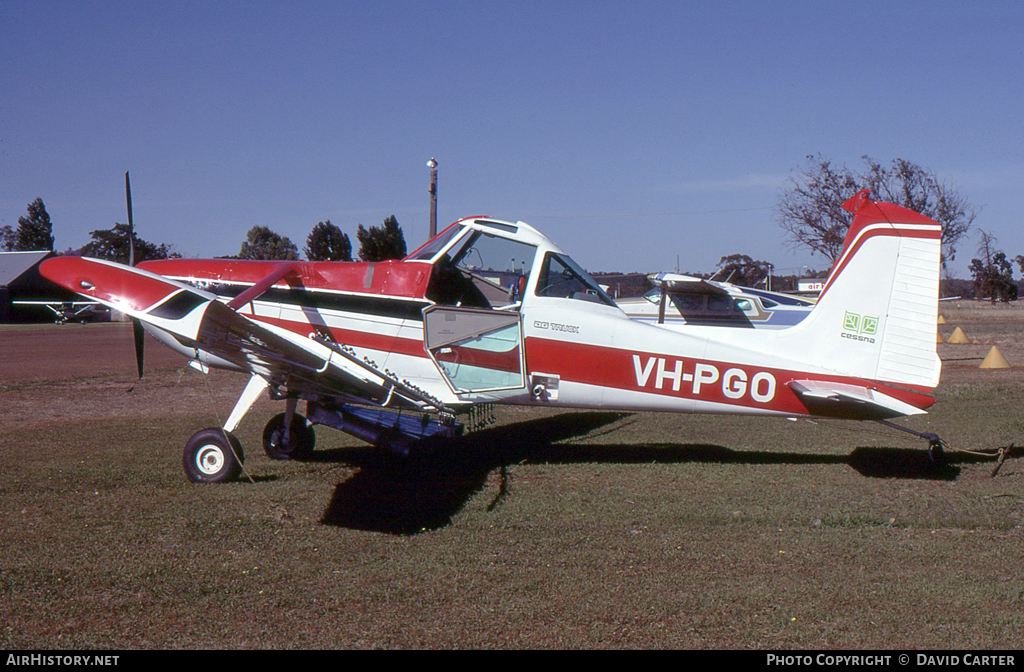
{"left": 262, "top": 413, "right": 316, "bottom": 460}
{"left": 183, "top": 428, "right": 244, "bottom": 483}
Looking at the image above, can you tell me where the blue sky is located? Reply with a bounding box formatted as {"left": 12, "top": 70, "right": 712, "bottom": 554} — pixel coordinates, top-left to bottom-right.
{"left": 2, "top": 1, "right": 1022, "bottom": 279}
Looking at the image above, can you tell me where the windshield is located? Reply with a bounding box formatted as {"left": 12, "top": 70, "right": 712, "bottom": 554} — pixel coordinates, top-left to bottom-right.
{"left": 407, "top": 223, "right": 464, "bottom": 261}
{"left": 534, "top": 252, "right": 616, "bottom": 307}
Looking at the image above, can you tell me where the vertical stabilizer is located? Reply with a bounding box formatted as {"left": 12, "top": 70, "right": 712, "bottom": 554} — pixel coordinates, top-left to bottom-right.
{"left": 775, "top": 191, "right": 942, "bottom": 390}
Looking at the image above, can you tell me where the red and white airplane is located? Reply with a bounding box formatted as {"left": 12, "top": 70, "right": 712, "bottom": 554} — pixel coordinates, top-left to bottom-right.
{"left": 39, "top": 189, "right": 944, "bottom": 482}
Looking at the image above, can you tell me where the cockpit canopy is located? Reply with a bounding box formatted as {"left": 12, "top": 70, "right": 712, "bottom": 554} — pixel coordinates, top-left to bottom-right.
{"left": 411, "top": 218, "right": 616, "bottom": 309}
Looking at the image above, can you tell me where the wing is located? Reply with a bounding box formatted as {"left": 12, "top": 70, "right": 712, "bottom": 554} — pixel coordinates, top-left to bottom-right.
{"left": 191, "top": 299, "right": 445, "bottom": 409}
{"left": 38, "top": 256, "right": 445, "bottom": 412}
{"left": 651, "top": 272, "right": 732, "bottom": 297}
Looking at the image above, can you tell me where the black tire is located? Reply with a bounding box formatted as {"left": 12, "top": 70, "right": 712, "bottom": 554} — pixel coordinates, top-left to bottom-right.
{"left": 183, "top": 428, "right": 244, "bottom": 483}
{"left": 262, "top": 413, "right": 316, "bottom": 460}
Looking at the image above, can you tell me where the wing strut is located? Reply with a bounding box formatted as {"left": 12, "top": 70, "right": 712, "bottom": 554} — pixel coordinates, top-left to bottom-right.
{"left": 223, "top": 374, "right": 270, "bottom": 433}
{"left": 227, "top": 263, "right": 300, "bottom": 311}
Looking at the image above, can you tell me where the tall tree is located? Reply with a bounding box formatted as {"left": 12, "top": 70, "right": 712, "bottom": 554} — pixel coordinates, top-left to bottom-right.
{"left": 969, "top": 230, "right": 1016, "bottom": 303}
{"left": 305, "top": 220, "right": 352, "bottom": 261}
{"left": 14, "top": 198, "right": 55, "bottom": 251}
{"left": 356, "top": 215, "right": 407, "bottom": 262}
{"left": 81, "top": 223, "right": 176, "bottom": 263}
{"left": 239, "top": 226, "right": 299, "bottom": 261}
{"left": 776, "top": 155, "right": 976, "bottom": 267}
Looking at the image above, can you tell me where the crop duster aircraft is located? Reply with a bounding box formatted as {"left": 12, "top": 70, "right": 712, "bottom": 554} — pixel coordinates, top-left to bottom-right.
{"left": 39, "top": 189, "right": 944, "bottom": 482}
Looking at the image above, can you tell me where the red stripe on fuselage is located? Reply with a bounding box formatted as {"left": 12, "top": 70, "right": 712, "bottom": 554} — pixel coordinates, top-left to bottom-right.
{"left": 225, "top": 294, "right": 936, "bottom": 415}
{"left": 524, "top": 336, "right": 935, "bottom": 414}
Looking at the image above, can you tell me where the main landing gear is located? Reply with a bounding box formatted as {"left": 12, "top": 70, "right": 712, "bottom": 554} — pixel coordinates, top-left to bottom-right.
{"left": 182, "top": 374, "right": 314, "bottom": 483}
{"left": 182, "top": 414, "right": 315, "bottom": 484}
{"left": 262, "top": 411, "right": 316, "bottom": 460}
{"left": 179, "top": 373, "right": 460, "bottom": 483}
{"left": 183, "top": 428, "right": 245, "bottom": 483}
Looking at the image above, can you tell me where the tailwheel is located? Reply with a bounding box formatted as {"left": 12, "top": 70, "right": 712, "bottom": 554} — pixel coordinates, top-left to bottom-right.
{"left": 183, "top": 428, "right": 245, "bottom": 483}
{"left": 262, "top": 412, "right": 316, "bottom": 460}
{"left": 928, "top": 437, "right": 947, "bottom": 466}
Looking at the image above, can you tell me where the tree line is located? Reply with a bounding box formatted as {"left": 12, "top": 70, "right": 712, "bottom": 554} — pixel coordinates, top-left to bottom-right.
{"left": 2, "top": 155, "right": 1018, "bottom": 302}
{"left": 1, "top": 199, "right": 409, "bottom": 264}
{"left": 238, "top": 216, "right": 407, "bottom": 262}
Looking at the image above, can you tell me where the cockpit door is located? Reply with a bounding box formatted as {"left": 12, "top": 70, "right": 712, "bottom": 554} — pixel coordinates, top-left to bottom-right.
{"left": 423, "top": 305, "right": 526, "bottom": 395}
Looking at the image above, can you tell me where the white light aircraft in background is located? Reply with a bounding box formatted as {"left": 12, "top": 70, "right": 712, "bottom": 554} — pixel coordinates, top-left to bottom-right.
{"left": 617, "top": 273, "right": 816, "bottom": 329}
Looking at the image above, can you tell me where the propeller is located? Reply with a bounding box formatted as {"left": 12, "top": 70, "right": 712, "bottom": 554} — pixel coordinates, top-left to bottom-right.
{"left": 126, "top": 171, "right": 135, "bottom": 266}
{"left": 126, "top": 171, "right": 145, "bottom": 379}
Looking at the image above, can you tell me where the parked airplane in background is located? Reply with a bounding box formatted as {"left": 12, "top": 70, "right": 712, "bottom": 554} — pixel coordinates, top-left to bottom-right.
{"left": 12, "top": 300, "right": 109, "bottom": 324}
{"left": 617, "top": 273, "right": 816, "bottom": 329}
{"left": 39, "top": 189, "right": 945, "bottom": 483}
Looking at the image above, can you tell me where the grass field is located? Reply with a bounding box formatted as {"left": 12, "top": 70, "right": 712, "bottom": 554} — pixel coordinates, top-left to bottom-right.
{"left": 2, "top": 306, "right": 1023, "bottom": 649}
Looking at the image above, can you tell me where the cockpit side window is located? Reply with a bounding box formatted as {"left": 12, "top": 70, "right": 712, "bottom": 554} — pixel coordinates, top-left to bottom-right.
{"left": 450, "top": 231, "right": 535, "bottom": 282}
{"left": 534, "top": 252, "right": 617, "bottom": 307}
{"left": 706, "top": 294, "right": 734, "bottom": 313}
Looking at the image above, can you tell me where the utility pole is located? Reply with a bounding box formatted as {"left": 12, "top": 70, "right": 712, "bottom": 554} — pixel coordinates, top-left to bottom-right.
{"left": 427, "top": 157, "right": 438, "bottom": 239}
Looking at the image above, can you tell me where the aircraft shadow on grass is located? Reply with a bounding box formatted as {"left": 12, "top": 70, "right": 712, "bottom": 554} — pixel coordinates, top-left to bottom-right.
{"left": 314, "top": 411, "right": 1005, "bottom": 535}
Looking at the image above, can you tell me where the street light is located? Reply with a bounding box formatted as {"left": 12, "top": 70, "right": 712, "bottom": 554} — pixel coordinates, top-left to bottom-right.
{"left": 427, "top": 157, "right": 438, "bottom": 239}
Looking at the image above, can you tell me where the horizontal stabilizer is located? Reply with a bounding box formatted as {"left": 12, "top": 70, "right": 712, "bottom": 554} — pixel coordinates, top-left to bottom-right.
{"left": 787, "top": 379, "right": 928, "bottom": 420}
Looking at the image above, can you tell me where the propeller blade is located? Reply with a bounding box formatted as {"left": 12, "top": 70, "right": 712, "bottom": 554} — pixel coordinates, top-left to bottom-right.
{"left": 132, "top": 317, "right": 145, "bottom": 379}
{"left": 125, "top": 171, "right": 135, "bottom": 266}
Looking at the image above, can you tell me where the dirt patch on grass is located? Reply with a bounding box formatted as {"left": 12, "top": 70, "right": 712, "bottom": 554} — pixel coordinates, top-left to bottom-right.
{"left": 0, "top": 323, "right": 183, "bottom": 383}
{"left": 1, "top": 323, "right": 255, "bottom": 432}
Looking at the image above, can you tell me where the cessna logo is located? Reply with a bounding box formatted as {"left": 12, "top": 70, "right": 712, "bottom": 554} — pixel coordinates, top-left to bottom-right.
{"left": 632, "top": 355, "right": 776, "bottom": 403}
{"left": 842, "top": 310, "right": 879, "bottom": 344}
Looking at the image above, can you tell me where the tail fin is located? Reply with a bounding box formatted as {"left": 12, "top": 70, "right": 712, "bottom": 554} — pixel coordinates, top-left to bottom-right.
{"left": 775, "top": 190, "right": 942, "bottom": 390}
